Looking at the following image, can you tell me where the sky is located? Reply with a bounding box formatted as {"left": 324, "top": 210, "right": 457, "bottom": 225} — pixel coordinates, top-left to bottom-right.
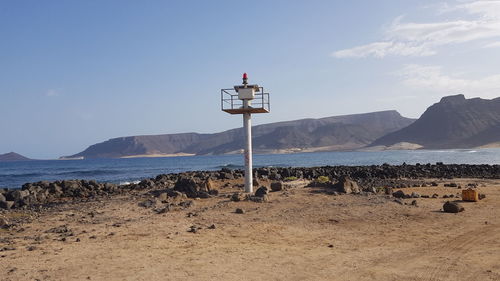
{"left": 1, "top": 0, "right": 500, "bottom": 159}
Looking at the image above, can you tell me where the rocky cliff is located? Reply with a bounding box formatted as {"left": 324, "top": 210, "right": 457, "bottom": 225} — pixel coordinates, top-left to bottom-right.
{"left": 371, "top": 95, "right": 500, "bottom": 149}
{"left": 66, "top": 110, "right": 415, "bottom": 158}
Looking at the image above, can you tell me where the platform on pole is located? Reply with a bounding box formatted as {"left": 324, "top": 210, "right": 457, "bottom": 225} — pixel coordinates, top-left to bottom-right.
{"left": 221, "top": 88, "right": 270, "bottom": 115}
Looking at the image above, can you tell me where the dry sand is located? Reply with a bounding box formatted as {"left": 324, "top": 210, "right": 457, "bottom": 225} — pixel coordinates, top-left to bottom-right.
{"left": 1, "top": 178, "right": 500, "bottom": 281}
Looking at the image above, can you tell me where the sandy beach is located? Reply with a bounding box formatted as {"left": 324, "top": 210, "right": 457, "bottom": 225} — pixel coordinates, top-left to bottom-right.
{"left": 2, "top": 176, "right": 500, "bottom": 281}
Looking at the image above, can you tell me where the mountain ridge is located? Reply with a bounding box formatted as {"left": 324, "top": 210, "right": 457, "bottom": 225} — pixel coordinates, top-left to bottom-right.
{"left": 66, "top": 110, "right": 415, "bottom": 159}
{"left": 371, "top": 95, "right": 500, "bottom": 149}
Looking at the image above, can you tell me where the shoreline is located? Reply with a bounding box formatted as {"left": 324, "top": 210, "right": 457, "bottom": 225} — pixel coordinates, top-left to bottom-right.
{"left": 1, "top": 173, "right": 500, "bottom": 280}
{"left": 1, "top": 163, "right": 499, "bottom": 211}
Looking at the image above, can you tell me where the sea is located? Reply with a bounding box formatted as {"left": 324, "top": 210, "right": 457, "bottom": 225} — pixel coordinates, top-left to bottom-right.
{"left": 1, "top": 149, "right": 499, "bottom": 189}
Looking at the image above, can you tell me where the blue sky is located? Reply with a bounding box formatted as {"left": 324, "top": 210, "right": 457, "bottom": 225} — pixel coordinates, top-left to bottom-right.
{"left": 1, "top": 0, "right": 500, "bottom": 159}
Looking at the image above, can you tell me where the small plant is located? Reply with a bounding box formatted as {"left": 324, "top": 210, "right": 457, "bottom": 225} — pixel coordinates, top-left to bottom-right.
{"left": 283, "top": 176, "right": 298, "bottom": 182}
{"left": 316, "top": 176, "right": 330, "bottom": 184}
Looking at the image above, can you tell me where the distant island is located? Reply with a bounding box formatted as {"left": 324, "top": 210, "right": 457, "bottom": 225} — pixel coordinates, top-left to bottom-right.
{"left": 62, "top": 94, "right": 500, "bottom": 159}
{"left": 0, "top": 152, "right": 32, "bottom": 162}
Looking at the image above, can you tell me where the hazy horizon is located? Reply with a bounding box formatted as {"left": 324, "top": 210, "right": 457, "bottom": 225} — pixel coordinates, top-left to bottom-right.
{"left": 2, "top": 0, "right": 500, "bottom": 158}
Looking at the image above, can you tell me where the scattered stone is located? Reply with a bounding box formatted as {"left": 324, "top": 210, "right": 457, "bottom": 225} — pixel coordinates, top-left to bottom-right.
{"left": 479, "top": 194, "right": 486, "bottom": 200}
{"left": 188, "top": 225, "right": 198, "bottom": 233}
{"left": 197, "top": 191, "right": 211, "bottom": 199}
{"left": 393, "top": 199, "right": 404, "bottom": 205}
{"left": 174, "top": 177, "right": 203, "bottom": 198}
{"left": 89, "top": 235, "right": 97, "bottom": 239}
{"left": 235, "top": 208, "right": 245, "bottom": 214}
{"left": 45, "top": 225, "right": 70, "bottom": 234}
{"left": 76, "top": 238, "right": 81, "bottom": 242}
{"left": 156, "top": 192, "right": 169, "bottom": 203}
{"left": 231, "top": 192, "right": 245, "bottom": 202}
{"left": 411, "top": 192, "right": 421, "bottom": 198}
{"left": 270, "top": 182, "right": 284, "bottom": 192}
{"left": 328, "top": 244, "right": 334, "bottom": 248}
{"left": 393, "top": 190, "right": 406, "bottom": 198}
{"left": 255, "top": 186, "right": 269, "bottom": 197}
{"left": 154, "top": 206, "right": 170, "bottom": 214}
{"left": 0, "top": 201, "right": 14, "bottom": 210}
{"left": 26, "top": 246, "right": 36, "bottom": 251}
{"left": 333, "top": 177, "right": 361, "bottom": 194}
{"left": 208, "top": 224, "right": 216, "bottom": 229}
{"left": 432, "top": 193, "right": 439, "bottom": 198}
{"left": 178, "top": 200, "right": 194, "bottom": 209}
{"left": 208, "top": 189, "right": 219, "bottom": 196}
{"left": 138, "top": 199, "right": 156, "bottom": 208}
{"left": 248, "top": 195, "right": 269, "bottom": 203}
{"left": 411, "top": 200, "right": 418, "bottom": 207}
{"left": 0, "top": 247, "right": 16, "bottom": 252}
{"left": 443, "top": 201, "right": 465, "bottom": 213}
{"left": 384, "top": 187, "right": 393, "bottom": 195}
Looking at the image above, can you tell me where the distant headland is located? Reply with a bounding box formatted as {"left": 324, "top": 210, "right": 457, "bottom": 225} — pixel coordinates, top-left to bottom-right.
{"left": 60, "top": 95, "right": 500, "bottom": 159}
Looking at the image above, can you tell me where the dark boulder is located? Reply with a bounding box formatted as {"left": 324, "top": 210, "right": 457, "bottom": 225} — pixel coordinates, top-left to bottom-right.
{"left": 174, "top": 177, "right": 201, "bottom": 198}
{"left": 255, "top": 186, "right": 269, "bottom": 197}
{"left": 393, "top": 190, "right": 406, "bottom": 198}
{"left": 270, "top": 182, "right": 284, "bottom": 192}
{"left": 443, "top": 201, "right": 464, "bottom": 213}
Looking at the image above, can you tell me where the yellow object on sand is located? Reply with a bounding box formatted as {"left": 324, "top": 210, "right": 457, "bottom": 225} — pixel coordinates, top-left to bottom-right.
{"left": 462, "top": 189, "right": 479, "bottom": 202}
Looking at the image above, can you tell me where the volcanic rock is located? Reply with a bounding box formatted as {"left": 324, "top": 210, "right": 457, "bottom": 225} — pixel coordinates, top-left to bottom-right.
{"left": 270, "top": 181, "right": 284, "bottom": 192}
{"left": 333, "top": 177, "right": 361, "bottom": 194}
{"left": 443, "top": 201, "right": 465, "bottom": 213}
{"left": 255, "top": 186, "right": 269, "bottom": 197}
{"left": 393, "top": 190, "right": 406, "bottom": 198}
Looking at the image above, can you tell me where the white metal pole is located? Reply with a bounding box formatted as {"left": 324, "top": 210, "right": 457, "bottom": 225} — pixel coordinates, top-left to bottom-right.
{"left": 243, "top": 100, "right": 253, "bottom": 193}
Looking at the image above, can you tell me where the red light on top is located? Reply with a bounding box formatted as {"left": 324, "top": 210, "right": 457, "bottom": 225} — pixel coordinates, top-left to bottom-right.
{"left": 243, "top": 73, "right": 248, "bottom": 79}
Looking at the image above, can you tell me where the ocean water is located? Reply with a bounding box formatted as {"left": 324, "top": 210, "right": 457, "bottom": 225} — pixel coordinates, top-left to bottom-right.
{"left": 1, "top": 149, "right": 499, "bottom": 189}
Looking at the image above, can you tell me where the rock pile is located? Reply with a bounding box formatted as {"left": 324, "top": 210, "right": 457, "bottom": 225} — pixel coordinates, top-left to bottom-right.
{"left": 2, "top": 163, "right": 498, "bottom": 210}
{"left": 0, "top": 180, "right": 119, "bottom": 210}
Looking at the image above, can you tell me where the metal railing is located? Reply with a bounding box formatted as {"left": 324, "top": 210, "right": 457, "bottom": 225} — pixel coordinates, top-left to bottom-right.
{"left": 221, "top": 87, "right": 270, "bottom": 113}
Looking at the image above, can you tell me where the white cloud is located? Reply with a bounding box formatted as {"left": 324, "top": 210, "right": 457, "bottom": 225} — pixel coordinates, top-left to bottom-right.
{"left": 396, "top": 64, "right": 500, "bottom": 97}
{"left": 332, "top": 0, "right": 500, "bottom": 58}
{"left": 333, "top": 41, "right": 435, "bottom": 58}
{"left": 483, "top": 41, "right": 500, "bottom": 48}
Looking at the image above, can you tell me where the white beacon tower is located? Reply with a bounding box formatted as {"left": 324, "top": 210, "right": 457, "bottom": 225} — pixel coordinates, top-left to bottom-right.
{"left": 221, "top": 73, "right": 270, "bottom": 193}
